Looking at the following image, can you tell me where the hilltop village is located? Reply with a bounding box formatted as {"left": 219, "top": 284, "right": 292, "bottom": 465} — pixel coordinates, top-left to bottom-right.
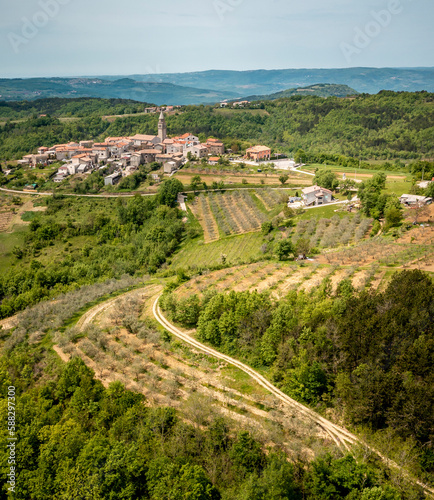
{"left": 16, "top": 112, "right": 257, "bottom": 186}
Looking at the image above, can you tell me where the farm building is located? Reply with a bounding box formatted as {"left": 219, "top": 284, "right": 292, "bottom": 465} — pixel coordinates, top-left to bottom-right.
{"left": 208, "top": 157, "right": 220, "bottom": 165}
{"left": 417, "top": 180, "right": 433, "bottom": 189}
{"left": 302, "top": 185, "right": 333, "bottom": 206}
{"left": 104, "top": 172, "right": 121, "bottom": 186}
{"left": 399, "top": 194, "right": 432, "bottom": 206}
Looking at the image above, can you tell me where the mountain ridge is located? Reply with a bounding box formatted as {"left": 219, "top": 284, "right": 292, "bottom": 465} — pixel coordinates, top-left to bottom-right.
{"left": 102, "top": 67, "right": 434, "bottom": 95}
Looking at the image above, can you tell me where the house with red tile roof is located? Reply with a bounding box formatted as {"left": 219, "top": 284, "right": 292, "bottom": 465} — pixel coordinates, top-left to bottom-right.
{"left": 246, "top": 145, "right": 271, "bottom": 161}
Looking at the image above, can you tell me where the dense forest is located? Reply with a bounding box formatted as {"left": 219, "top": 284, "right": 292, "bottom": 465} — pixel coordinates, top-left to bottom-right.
{"left": 0, "top": 91, "right": 433, "bottom": 161}
{"left": 0, "top": 97, "right": 149, "bottom": 120}
{"left": 161, "top": 270, "right": 434, "bottom": 485}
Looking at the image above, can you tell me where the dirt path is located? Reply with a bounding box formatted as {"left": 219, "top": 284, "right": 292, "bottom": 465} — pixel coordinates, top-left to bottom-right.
{"left": 6, "top": 200, "right": 47, "bottom": 232}
{"left": 153, "top": 298, "right": 354, "bottom": 450}
{"left": 152, "top": 297, "right": 434, "bottom": 497}
{"left": 53, "top": 285, "right": 331, "bottom": 455}
{"left": 76, "top": 285, "right": 161, "bottom": 331}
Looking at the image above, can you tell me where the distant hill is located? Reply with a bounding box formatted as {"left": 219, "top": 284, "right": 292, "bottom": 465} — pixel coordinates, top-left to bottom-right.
{"left": 0, "top": 77, "right": 241, "bottom": 105}
{"left": 109, "top": 67, "right": 434, "bottom": 95}
{"left": 2, "top": 67, "right": 433, "bottom": 107}
{"left": 244, "top": 83, "right": 359, "bottom": 101}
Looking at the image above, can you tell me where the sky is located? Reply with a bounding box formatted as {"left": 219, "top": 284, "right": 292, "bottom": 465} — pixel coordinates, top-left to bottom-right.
{"left": 0, "top": 0, "right": 433, "bottom": 78}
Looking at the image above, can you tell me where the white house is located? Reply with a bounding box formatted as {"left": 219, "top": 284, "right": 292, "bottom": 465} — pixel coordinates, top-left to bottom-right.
{"left": 301, "top": 185, "right": 333, "bottom": 206}
{"left": 186, "top": 144, "right": 208, "bottom": 159}
{"left": 399, "top": 194, "right": 432, "bottom": 206}
{"left": 104, "top": 172, "right": 121, "bottom": 186}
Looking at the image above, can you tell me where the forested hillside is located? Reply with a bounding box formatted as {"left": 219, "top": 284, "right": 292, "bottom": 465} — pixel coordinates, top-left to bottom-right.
{"left": 0, "top": 91, "right": 432, "bottom": 161}
{"left": 0, "top": 97, "right": 149, "bottom": 120}
{"left": 162, "top": 270, "right": 434, "bottom": 486}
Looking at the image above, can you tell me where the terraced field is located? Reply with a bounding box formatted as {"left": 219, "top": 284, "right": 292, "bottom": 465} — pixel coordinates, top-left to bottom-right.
{"left": 253, "top": 188, "right": 284, "bottom": 211}
{"left": 174, "top": 260, "right": 385, "bottom": 301}
{"left": 190, "top": 194, "right": 219, "bottom": 243}
{"left": 190, "top": 190, "right": 272, "bottom": 242}
{"left": 53, "top": 285, "right": 335, "bottom": 460}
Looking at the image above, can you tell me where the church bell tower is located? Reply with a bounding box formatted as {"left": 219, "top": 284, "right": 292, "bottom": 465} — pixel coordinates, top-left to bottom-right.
{"left": 158, "top": 111, "right": 167, "bottom": 141}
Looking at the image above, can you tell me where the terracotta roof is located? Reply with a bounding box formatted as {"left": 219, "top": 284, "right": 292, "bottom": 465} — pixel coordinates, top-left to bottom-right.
{"left": 246, "top": 145, "right": 271, "bottom": 153}
{"left": 130, "top": 134, "right": 158, "bottom": 141}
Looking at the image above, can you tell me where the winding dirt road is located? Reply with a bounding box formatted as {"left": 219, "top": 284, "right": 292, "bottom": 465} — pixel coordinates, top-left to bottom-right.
{"left": 152, "top": 295, "right": 434, "bottom": 497}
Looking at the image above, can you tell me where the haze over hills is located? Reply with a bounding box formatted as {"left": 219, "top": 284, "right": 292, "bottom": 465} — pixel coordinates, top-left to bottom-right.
{"left": 0, "top": 77, "right": 241, "bottom": 105}
{"left": 99, "top": 67, "right": 434, "bottom": 95}
{"left": 0, "top": 67, "right": 432, "bottom": 106}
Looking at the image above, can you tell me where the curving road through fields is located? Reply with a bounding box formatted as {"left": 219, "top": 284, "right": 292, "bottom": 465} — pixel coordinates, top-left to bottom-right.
{"left": 152, "top": 295, "right": 434, "bottom": 497}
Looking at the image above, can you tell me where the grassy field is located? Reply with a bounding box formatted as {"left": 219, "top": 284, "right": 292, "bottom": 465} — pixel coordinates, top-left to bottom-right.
{"left": 301, "top": 163, "right": 412, "bottom": 195}
{"left": 384, "top": 177, "right": 414, "bottom": 196}
{"left": 173, "top": 231, "right": 434, "bottom": 303}
{"left": 302, "top": 162, "right": 408, "bottom": 177}
{"left": 174, "top": 171, "right": 311, "bottom": 188}
{"left": 170, "top": 232, "right": 265, "bottom": 269}
{"left": 297, "top": 204, "right": 355, "bottom": 220}
{"left": 0, "top": 225, "right": 28, "bottom": 273}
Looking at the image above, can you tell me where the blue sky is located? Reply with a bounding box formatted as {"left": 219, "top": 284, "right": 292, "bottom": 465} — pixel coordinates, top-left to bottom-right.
{"left": 0, "top": 0, "right": 432, "bottom": 78}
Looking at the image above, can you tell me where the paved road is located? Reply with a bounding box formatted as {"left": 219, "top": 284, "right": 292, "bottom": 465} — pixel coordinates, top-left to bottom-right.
{"left": 0, "top": 186, "right": 303, "bottom": 199}
{"left": 152, "top": 295, "right": 434, "bottom": 497}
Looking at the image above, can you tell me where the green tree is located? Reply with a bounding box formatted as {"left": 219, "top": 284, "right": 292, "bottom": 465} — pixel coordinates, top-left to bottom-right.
{"left": 295, "top": 238, "right": 310, "bottom": 259}
{"left": 261, "top": 221, "right": 273, "bottom": 235}
{"left": 279, "top": 174, "right": 289, "bottom": 185}
{"left": 384, "top": 206, "right": 402, "bottom": 229}
{"left": 157, "top": 179, "right": 184, "bottom": 207}
{"left": 294, "top": 149, "right": 308, "bottom": 163}
{"left": 190, "top": 175, "right": 202, "bottom": 191}
{"left": 276, "top": 239, "right": 294, "bottom": 261}
{"left": 313, "top": 169, "right": 338, "bottom": 191}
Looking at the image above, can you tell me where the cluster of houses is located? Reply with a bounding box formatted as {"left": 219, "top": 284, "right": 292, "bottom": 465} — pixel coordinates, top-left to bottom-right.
{"left": 144, "top": 105, "right": 181, "bottom": 114}
{"left": 294, "top": 187, "right": 433, "bottom": 209}
{"left": 220, "top": 100, "right": 251, "bottom": 108}
{"left": 18, "top": 112, "right": 226, "bottom": 185}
